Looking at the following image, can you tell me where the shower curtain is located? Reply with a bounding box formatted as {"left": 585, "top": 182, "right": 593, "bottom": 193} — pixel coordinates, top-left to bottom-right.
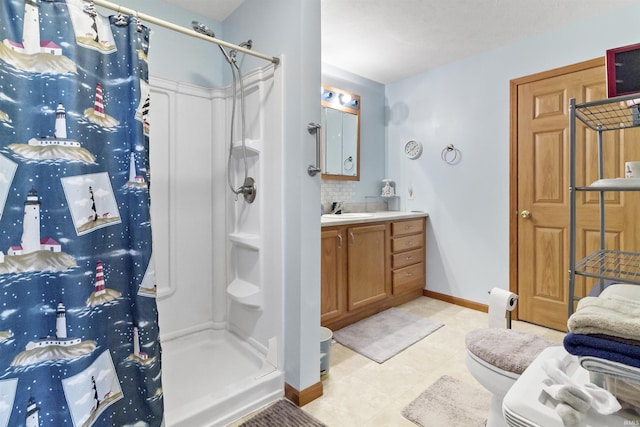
{"left": 0, "top": 0, "right": 163, "bottom": 426}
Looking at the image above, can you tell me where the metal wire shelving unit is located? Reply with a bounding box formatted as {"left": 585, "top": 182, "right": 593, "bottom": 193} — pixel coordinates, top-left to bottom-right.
{"left": 568, "top": 93, "right": 640, "bottom": 317}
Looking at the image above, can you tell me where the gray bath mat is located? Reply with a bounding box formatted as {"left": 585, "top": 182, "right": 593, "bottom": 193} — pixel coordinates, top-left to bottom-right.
{"left": 402, "top": 375, "right": 491, "bottom": 427}
{"left": 239, "top": 399, "right": 327, "bottom": 427}
{"left": 332, "top": 307, "right": 443, "bottom": 363}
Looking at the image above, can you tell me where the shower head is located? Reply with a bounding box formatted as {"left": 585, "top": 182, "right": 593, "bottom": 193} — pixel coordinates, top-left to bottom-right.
{"left": 230, "top": 40, "right": 253, "bottom": 60}
{"left": 191, "top": 21, "right": 215, "bottom": 38}
{"left": 191, "top": 21, "right": 233, "bottom": 64}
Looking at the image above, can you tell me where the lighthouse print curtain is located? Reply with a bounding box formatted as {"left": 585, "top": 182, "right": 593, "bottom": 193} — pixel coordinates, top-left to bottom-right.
{"left": 0, "top": 0, "right": 163, "bottom": 426}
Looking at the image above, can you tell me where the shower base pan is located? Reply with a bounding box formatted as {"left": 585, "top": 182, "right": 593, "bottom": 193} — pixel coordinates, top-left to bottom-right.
{"left": 161, "top": 328, "right": 283, "bottom": 426}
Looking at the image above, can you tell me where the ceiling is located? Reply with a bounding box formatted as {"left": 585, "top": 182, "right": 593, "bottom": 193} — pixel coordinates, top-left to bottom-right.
{"left": 166, "top": 0, "right": 640, "bottom": 84}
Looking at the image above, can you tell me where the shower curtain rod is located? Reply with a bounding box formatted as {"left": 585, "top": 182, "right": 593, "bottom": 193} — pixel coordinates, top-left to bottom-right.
{"left": 92, "top": 0, "right": 280, "bottom": 65}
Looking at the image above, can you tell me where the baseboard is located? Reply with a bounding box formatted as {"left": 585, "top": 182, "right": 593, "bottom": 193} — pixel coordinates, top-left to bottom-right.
{"left": 423, "top": 289, "right": 488, "bottom": 313}
{"left": 284, "top": 381, "right": 323, "bottom": 407}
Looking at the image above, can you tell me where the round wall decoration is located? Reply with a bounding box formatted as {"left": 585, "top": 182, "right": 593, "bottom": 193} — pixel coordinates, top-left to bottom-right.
{"left": 404, "top": 140, "right": 423, "bottom": 159}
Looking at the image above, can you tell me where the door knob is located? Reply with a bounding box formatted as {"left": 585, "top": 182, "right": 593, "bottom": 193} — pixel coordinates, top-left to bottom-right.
{"left": 520, "top": 210, "right": 531, "bottom": 219}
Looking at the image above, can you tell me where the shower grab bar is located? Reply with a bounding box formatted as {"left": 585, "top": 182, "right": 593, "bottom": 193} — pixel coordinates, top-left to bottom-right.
{"left": 307, "top": 122, "right": 322, "bottom": 176}
{"left": 92, "top": 0, "right": 280, "bottom": 65}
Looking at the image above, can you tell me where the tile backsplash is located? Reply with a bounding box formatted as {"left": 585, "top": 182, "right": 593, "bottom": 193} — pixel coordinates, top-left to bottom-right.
{"left": 321, "top": 181, "right": 355, "bottom": 209}
{"left": 321, "top": 181, "right": 390, "bottom": 213}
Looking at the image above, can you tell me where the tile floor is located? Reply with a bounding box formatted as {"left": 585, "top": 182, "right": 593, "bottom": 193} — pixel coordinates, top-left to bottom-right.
{"left": 235, "top": 296, "right": 567, "bottom": 426}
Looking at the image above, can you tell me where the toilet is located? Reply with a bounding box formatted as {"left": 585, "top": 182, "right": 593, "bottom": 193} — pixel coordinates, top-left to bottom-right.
{"left": 465, "top": 328, "right": 555, "bottom": 427}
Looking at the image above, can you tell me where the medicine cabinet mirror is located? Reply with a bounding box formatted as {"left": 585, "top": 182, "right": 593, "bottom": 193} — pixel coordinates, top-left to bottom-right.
{"left": 321, "top": 85, "right": 360, "bottom": 180}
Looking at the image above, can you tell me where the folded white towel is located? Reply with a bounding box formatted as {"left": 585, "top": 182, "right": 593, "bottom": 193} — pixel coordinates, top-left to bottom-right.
{"left": 600, "top": 284, "right": 640, "bottom": 302}
{"left": 543, "top": 384, "right": 592, "bottom": 411}
{"left": 542, "top": 358, "right": 621, "bottom": 415}
{"left": 568, "top": 295, "right": 640, "bottom": 340}
{"left": 580, "top": 356, "right": 640, "bottom": 383}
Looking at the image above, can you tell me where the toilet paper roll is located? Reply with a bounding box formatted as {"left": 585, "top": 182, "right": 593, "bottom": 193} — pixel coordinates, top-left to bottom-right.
{"left": 488, "top": 287, "right": 518, "bottom": 328}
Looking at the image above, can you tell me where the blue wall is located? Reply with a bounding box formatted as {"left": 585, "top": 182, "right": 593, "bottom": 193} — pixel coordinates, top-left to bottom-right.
{"left": 98, "top": 0, "right": 225, "bottom": 87}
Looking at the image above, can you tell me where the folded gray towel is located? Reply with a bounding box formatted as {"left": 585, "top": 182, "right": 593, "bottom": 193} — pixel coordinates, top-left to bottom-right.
{"left": 568, "top": 296, "right": 640, "bottom": 341}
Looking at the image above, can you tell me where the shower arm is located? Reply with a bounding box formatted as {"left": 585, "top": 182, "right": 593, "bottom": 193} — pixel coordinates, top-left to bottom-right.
{"left": 92, "top": 0, "right": 279, "bottom": 65}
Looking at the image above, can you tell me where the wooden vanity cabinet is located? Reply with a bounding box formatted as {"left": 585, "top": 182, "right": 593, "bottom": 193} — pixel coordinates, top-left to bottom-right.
{"left": 320, "top": 228, "right": 346, "bottom": 323}
{"left": 346, "top": 223, "right": 389, "bottom": 310}
{"left": 321, "top": 216, "right": 426, "bottom": 330}
{"left": 391, "top": 218, "right": 426, "bottom": 295}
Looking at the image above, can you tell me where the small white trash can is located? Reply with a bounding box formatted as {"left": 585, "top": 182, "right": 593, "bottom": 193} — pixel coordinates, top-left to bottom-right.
{"left": 320, "top": 326, "right": 333, "bottom": 377}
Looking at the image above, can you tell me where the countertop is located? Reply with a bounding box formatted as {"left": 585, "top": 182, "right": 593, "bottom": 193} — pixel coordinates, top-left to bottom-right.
{"left": 320, "top": 211, "right": 428, "bottom": 227}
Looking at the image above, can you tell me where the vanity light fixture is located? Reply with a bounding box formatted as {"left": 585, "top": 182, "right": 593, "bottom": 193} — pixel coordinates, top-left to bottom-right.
{"left": 321, "top": 87, "right": 359, "bottom": 110}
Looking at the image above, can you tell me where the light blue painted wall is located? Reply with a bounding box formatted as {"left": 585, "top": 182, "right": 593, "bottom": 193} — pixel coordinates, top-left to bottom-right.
{"left": 386, "top": 3, "right": 640, "bottom": 306}
{"left": 98, "top": 0, "right": 225, "bottom": 87}
{"left": 322, "top": 64, "right": 386, "bottom": 200}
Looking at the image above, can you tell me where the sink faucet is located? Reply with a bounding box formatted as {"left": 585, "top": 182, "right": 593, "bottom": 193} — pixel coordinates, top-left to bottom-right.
{"left": 331, "top": 201, "right": 343, "bottom": 214}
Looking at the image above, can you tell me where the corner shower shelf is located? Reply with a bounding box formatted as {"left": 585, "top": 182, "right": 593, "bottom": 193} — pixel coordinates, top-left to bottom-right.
{"left": 228, "top": 232, "right": 261, "bottom": 250}
{"left": 231, "top": 139, "right": 262, "bottom": 154}
{"left": 227, "top": 279, "right": 262, "bottom": 309}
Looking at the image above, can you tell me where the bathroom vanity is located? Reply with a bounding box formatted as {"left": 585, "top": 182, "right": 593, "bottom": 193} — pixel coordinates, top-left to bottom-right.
{"left": 320, "top": 212, "right": 428, "bottom": 330}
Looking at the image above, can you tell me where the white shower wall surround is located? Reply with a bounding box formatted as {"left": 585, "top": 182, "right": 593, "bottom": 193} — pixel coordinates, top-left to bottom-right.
{"left": 148, "top": 62, "right": 284, "bottom": 426}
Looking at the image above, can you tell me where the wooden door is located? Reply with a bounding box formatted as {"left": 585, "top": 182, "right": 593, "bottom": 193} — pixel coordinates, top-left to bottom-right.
{"left": 347, "top": 223, "right": 388, "bottom": 311}
{"left": 320, "top": 227, "right": 346, "bottom": 324}
{"left": 513, "top": 59, "right": 640, "bottom": 330}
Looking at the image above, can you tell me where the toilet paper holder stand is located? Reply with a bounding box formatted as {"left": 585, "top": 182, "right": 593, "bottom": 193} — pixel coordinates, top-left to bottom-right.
{"left": 488, "top": 290, "right": 518, "bottom": 329}
{"left": 506, "top": 304, "right": 514, "bottom": 329}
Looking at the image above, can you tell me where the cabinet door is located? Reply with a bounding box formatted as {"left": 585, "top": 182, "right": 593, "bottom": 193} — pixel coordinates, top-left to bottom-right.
{"left": 321, "top": 228, "right": 346, "bottom": 323}
{"left": 347, "top": 223, "right": 388, "bottom": 310}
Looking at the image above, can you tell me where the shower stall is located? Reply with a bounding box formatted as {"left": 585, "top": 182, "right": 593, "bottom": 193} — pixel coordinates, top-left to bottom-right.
{"left": 84, "top": 1, "right": 317, "bottom": 425}
{"left": 147, "top": 34, "right": 284, "bottom": 427}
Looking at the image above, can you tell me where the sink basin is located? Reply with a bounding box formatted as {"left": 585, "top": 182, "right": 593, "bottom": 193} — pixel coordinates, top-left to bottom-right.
{"left": 322, "top": 213, "right": 374, "bottom": 219}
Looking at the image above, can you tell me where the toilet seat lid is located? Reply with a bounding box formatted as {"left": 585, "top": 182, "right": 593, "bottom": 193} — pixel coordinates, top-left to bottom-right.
{"left": 465, "top": 328, "right": 555, "bottom": 375}
{"left": 467, "top": 348, "right": 521, "bottom": 380}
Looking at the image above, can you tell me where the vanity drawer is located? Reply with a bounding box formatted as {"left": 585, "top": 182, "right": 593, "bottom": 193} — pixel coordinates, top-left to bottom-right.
{"left": 392, "top": 262, "right": 425, "bottom": 294}
{"left": 391, "top": 219, "right": 424, "bottom": 236}
{"left": 392, "top": 234, "right": 423, "bottom": 252}
{"left": 392, "top": 247, "right": 424, "bottom": 269}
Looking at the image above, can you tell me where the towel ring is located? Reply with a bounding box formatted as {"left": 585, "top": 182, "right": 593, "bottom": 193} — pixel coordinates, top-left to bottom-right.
{"left": 343, "top": 156, "right": 354, "bottom": 171}
{"left": 441, "top": 144, "right": 461, "bottom": 165}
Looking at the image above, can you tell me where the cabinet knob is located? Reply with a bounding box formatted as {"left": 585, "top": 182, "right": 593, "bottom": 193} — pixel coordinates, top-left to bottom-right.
{"left": 520, "top": 210, "right": 531, "bottom": 219}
